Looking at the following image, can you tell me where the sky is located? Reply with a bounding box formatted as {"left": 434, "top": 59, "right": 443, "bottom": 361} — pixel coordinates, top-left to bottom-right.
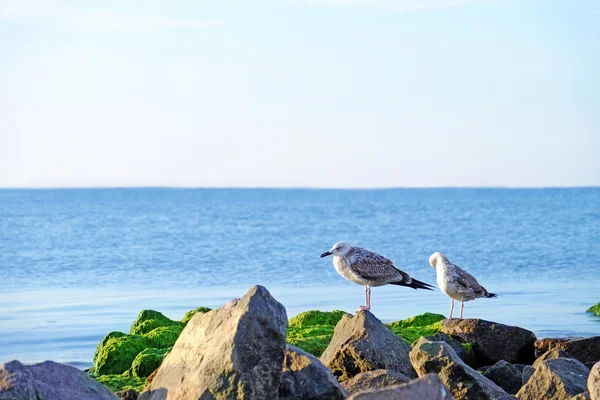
{"left": 0, "top": 0, "right": 598, "bottom": 188}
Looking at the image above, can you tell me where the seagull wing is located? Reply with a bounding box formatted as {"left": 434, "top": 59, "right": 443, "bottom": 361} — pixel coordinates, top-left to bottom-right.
{"left": 348, "top": 247, "right": 409, "bottom": 285}
{"left": 453, "top": 264, "right": 487, "bottom": 297}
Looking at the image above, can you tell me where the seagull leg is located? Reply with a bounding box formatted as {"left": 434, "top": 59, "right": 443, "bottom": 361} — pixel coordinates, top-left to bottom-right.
{"left": 449, "top": 299, "right": 454, "bottom": 319}
{"left": 356, "top": 286, "right": 371, "bottom": 312}
{"left": 460, "top": 300, "right": 464, "bottom": 319}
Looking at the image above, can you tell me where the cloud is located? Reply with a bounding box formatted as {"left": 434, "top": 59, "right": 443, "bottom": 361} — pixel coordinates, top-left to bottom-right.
{"left": 298, "top": 0, "right": 488, "bottom": 12}
{"left": 0, "top": 0, "right": 224, "bottom": 30}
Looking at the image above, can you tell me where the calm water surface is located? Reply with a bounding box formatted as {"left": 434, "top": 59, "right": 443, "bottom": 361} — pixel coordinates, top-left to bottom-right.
{"left": 0, "top": 188, "right": 599, "bottom": 367}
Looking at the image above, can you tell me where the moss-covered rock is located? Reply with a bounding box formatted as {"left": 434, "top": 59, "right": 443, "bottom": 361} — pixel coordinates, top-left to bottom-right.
{"left": 129, "top": 310, "right": 184, "bottom": 335}
{"left": 129, "top": 348, "right": 170, "bottom": 379}
{"left": 287, "top": 310, "right": 350, "bottom": 357}
{"left": 182, "top": 307, "right": 212, "bottom": 323}
{"left": 93, "top": 331, "right": 126, "bottom": 364}
{"left": 92, "top": 334, "right": 150, "bottom": 375}
{"left": 144, "top": 325, "right": 183, "bottom": 348}
{"left": 387, "top": 312, "right": 446, "bottom": 344}
{"left": 94, "top": 374, "right": 146, "bottom": 393}
{"left": 587, "top": 303, "right": 600, "bottom": 316}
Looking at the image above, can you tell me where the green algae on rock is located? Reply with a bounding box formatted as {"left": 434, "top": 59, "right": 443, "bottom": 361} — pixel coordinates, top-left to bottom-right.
{"left": 129, "top": 310, "right": 185, "bottom": 335}
{"left": 144, "top": 325, "right": 183, "bottom": 349}
{"left": 287, "top": 310, "right": 350, "bottom": 357}
{"left": 92, "top": 334, "right": 150, "bottom": 375}
{"left": 95, "top": 374, "right": 146, "bottom": 393}
{"left": 587, "top": 303, "right": 600, "bottom": 316}
{"left": 128, "top": 348, "right": 170, "bottom": 379}
{"left": 387, "top": 312, "right": 446, "bottom": 344}
{"left": 182, "top": 307, "right": 212, "bottom": 323}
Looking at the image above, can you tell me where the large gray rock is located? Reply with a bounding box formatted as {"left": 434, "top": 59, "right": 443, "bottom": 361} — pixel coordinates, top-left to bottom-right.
{"left": 279, "top": 344, "right": 346, "bottom": 400}
{"left": 523, "top": 366, "right": 535, "bottom": 386}
{"left": 589, "top": 361, "right": 600, "bottom": 400}
{"left": 348, "top": 374, "right": 455, "bottom": 400}
{"left": 410, "top": 337, "right": 509, "bottom": 400}
{"left": 533, "top": 350, "right": 574, "bottom": 368}
{"left": 484, "top": 360, "right": 523, "bottom": 395}
{"left": 341, "top": 369, "right": 410, "bottom": 396}
{"left": 139, "top": 285, "right": 288, "bottom": 400}
{"left": 425, "top": 333, "right": 477, "bottom": 367}
{"left": 441, "top": 319, "right": 536, "bottom": 365}
{"left": 516, "top": 358, "right": 590, "bottom": 400}
{"left": 535, "top": 338, "right": 600, "bottom": 365}
{"left": 0, "top": 360, "right": 41, "bottom": 400}
{"left": 320, "top": 311, "right": 416, "bottom": 382}
{"left": 0, "top": 360, "right": 117, "bottom": 400}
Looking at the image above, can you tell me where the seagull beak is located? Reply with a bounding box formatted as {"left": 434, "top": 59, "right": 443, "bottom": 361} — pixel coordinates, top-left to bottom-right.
{"left": 320, "top": 251, "right": 332, "bottom": 258}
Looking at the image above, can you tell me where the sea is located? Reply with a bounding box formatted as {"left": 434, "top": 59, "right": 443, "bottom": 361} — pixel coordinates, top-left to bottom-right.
{"left": 0, "top": 188, "right": 599, "bottom": 368}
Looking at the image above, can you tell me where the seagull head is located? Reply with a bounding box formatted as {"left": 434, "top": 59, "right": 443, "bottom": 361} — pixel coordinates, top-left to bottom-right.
{"left": 429, "top": 252, "right": 449, "bottom": 268}
{"left": 320, "top": 241, "right": 352, "bottom": 258}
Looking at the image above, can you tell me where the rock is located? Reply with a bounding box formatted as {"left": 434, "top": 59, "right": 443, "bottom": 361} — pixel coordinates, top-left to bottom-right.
{"left": 523, "top": 365, "right": 535, "bottom": 386}
{"left": 535, "top": 337, "right": 600, "bottom": 365}
{"left": 441, "top": 319, "right": 536, "bottom": 365}
{"left": 116, "top": 389, "right": 139, "bottom": 400}
{"left": 94, "top": 375, "right": 145, "bottom": 394}
{"left": 0, "top": 360, "right": 41, "bottom": 400}
{"left": 279, "top": 344, "right": 346, "bottom": 400}
{"left": 387, "top": 313, "right": 446, "bottom": 343}
{"left": 143, "top": 326, "right": 183, "bottom": 349}
{"left": 424, "top": 333, "right": 477, "bottom": 367}
{"left": 484, "top": 360, "right": 523, "bottom": 395}
{"left": 516, "top": 358, "right": 590, "bottom": 400}
{"left": 589, "top": 361, "right": 600, "bottom": 400}
{"left": 587, "top": 304, "right": 600, "bottom": 317}
{"left": 139, "top": 285, "right": 288, "bottom": 400}
{"left": 533, "top": 350, "right": 573, "bottom": 368}
{"left": 410, "top": 337, "right": 509, "bottom": 400}
{"left": 0, "top": 360, "right": 119, "bottom": 400}
{"left": 287, "top": 310, "right": 350, "bottom": 357}
{"left": 348, "top": 373, "right": 455, "bottom": 400}
{"left": 341, "top": 369, "right": 410, "bottom": 395}
{"left": 320, "top": 311, "right": 416, "bottom": 381}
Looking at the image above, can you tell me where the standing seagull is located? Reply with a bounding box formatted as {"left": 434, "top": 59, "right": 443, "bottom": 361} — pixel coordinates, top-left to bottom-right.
{"left": 320, "top": 242, "right": 434, "bottom": 312}
{"left": 429, "top": 252, "right": 497, "bottom": 319}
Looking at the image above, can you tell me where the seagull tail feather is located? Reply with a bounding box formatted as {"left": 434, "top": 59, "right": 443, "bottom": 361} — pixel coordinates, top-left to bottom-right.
{"left": 484, "top": 291, "right": 498, "bottom": 298}
{"left": 393, "top": 278, "right": 435, "bottom": 291}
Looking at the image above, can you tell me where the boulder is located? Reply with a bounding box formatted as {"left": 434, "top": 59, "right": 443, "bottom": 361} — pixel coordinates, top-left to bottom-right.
{"left": 116, "top": 389, "right": 139, "bottom": 400}
{"left": 320, "top": 311, "right": 416, "bottom": 381}
{"left": 441, "top": 319, "right": 536, "bottom": 365}
{"left": 129, "top": 310, "right": 184, "bottom": 335}
{"left": 341, "top": 369, "right": 410, "bottom": 395}
{"left": 0, "top": 360, "right": 118, "bottom": 400}
{"left": 484, "top": 360, "right": 523, "bottom": 395}
{"left": 424, "top": 333, "right": 477, "bottom": 367}
{"left": 181, "top": 307, "right": 211, "bottom": 324}
{"left": 348, "top": 373, "right": 455, "bottom": 400}
{"left": 533, "top": 350, "right": 573, "bottom": 368}
{"left": 535, "top": 337, "right": 600, "bottom": 365}
{"left": 516, "top": 358, "right": 590, "bottom": 400}
{"left": 129, "top": 348, "right": 168, "bottom": 379}
{"left": 279, "top": 344, "right": 346, "bottom": 400}
{"left": 589, "top": 361, "right": 600, "bottom": 400}
{"left": 0, "top": 360, "right": 41, "bottom": 400}
{"left": 409, "top": 337, "right": 509, "bottom": 400}
{"left": 139, "top": 285, "right": 288, "bottom": 400}
{"left": 523, "top": 366, "right": 535, "bottom": 386}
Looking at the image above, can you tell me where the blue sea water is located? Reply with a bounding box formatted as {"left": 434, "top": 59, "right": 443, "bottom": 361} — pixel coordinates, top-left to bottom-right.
{"left": 0, "top": 188, "right": 599, "bottom": 368}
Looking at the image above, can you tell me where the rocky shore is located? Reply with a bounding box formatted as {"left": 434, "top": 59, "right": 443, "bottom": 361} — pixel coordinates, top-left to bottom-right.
{"left": 1, "top": 286, "right": 599, "bottom": 400}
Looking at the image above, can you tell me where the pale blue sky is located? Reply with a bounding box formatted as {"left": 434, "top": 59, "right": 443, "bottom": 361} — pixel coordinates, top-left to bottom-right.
{"left": 1, "top": 0, "right": 598, "bottom": 188}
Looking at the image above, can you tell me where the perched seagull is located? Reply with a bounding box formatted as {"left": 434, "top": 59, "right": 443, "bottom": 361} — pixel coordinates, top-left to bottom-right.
{"left": 320, "top": 242, "right": 434, "bottom": 312}
{"left": 429, "top": 252, "right": 497, "bottom": 319}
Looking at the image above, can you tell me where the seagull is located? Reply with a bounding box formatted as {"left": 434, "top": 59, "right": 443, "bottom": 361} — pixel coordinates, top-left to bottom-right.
{"left": 320, "top": 242, "right": 434, "bottom": 312}
{"left": 429, "top": 252, "right": 497, "bottom": 319}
